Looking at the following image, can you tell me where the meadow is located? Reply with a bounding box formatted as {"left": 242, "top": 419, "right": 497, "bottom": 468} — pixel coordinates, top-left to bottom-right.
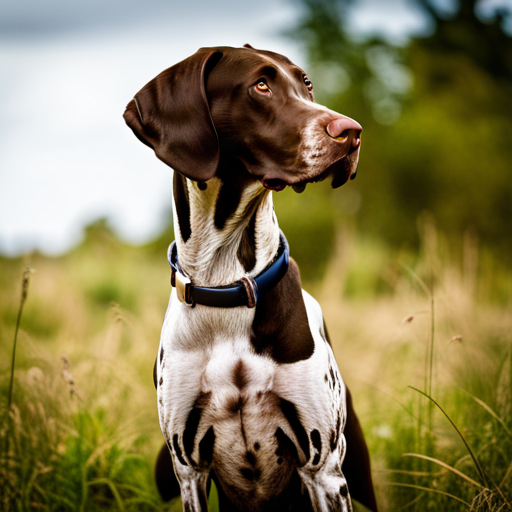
{"left": 1, "top": 213, "right": 511, "bottom": 511}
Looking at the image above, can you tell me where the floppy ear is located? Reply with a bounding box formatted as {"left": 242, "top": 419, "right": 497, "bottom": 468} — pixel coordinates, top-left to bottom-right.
{"left": 123, "top": 48, "right": 222, "bottom": 181}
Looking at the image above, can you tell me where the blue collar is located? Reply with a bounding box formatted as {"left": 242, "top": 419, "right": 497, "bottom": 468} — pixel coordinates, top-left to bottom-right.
{"left": 167, "top": 232, "right": 289, "bottom": 308}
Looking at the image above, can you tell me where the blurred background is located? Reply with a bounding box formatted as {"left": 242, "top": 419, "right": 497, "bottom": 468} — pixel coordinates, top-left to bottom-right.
{"left": 1, "top": 1, "right": 512, "bottom": 511}
{"left": 1, "top": 0, "right": 511, "bottom": 294}
{"left": 1, "top": 0, "right": 509, "bottom": 263}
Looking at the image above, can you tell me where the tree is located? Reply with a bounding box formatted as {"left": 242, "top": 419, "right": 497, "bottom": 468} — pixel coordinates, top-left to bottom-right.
{"left": 282, "top": 0, "right": 512, "bottom": 256}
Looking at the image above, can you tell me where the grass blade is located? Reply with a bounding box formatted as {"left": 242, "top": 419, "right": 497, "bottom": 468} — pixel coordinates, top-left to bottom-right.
{"left": 384, "top": 481, "right": 471, "bottom": 506}
{"left": 409, "top": 386, "right": 490, "bottom": 487}
{"left": 500, "top": 461, "right": 512, "bottom": 488}
{"left": 6, "top": 268, "right": 32, "bottom": 414}
{"left": 461, "top": 389, "right": 512, "bottom": 440}
{"left": 403, "top": 452, "right": 486, "bottom": 489}
{"left": 401, "top": 264, "right": 431, "bottom": 299}
{"left": 379, "top": 468, "right": 443, "bottom": 477}
{"left": 4, "top": 267, "right": 32, "bottom": 465}
{"left": 88, "top": 478, "right": 125, "bottom": 511}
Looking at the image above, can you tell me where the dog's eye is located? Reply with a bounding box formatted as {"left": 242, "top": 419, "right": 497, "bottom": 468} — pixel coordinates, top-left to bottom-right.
{"left": 255, "top": 81, "right": 271, "bottom": 94}
{"left": 303, "top": 74, "right": 313, "bottom": 92}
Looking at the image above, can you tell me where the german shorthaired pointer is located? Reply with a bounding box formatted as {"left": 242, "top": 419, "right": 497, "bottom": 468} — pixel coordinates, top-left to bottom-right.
{"left": 124, "top": 45, "right": 377, "bottom": 512}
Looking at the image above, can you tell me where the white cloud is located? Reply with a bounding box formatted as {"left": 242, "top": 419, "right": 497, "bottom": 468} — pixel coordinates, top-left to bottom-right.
{"left": 347, "top": 0, "right": 431, "bottom": 44}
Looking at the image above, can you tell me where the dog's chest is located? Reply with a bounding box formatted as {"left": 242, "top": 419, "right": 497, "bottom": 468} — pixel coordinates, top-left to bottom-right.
{"left": 156, "top": 290, "right": 346, "bottom": 504}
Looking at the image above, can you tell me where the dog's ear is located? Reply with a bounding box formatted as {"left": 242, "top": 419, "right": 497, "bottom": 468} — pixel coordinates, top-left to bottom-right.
{"left": 123, "top": 49, "right": 222, "bottom": 181}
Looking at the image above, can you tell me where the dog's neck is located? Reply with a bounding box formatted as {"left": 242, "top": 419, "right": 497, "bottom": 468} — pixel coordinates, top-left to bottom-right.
{"left": 172, "top": 172, "right": 281, "bottom": 288}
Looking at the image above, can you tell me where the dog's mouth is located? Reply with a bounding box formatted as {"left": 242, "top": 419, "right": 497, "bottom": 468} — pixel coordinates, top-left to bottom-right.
{"left": 262, "top": 153, "right": 359, "bottom": 194}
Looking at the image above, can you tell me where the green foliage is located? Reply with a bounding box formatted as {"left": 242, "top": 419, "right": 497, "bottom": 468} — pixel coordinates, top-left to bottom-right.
{"left": 285, "top": 0, "right": 512, "bottom": 263}
{"left": 0, "top": 240, "right": 171, "bottom": 512}
{"left": 1, "top": 361, "right": 163, "bottom": 512}
{"left": 274, "top": 186, "right": 336, "bottom": 285}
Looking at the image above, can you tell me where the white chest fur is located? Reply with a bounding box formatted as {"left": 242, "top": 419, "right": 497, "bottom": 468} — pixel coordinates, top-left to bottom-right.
{"left": 155, "top": 288, "right": 349, "bottom": 510}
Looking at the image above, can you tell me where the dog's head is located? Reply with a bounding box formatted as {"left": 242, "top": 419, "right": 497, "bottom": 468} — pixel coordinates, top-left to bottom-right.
{"left": 124, "top": 45, "right": 361, "bottom": 192}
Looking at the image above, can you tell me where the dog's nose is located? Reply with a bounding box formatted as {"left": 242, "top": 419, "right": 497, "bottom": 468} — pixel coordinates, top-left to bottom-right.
{"left": 326, "top": 117, "right": 362, "bottom": 151}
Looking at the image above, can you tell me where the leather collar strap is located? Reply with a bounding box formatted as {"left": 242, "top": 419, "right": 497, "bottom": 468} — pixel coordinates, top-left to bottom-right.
{"left": 167, "top": 232, "right": 289, "bottom": 308}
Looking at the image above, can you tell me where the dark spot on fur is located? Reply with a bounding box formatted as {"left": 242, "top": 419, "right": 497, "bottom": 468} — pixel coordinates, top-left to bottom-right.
{"left": 311, "top": 429, "right": 321, "bottom": 451}
{"left": 173, "top": 173, "right": 192, "bottom": 242}
{"left": 198, "top": 181, "right": 207, "bottom": 190}
{"left": 330, "top": 413, "right": 342, "bottom": 452}
{"left": 227, "top": 396, "right": 244, "bottom": 413}
{"left": 277, "top": 457, "right": 283, "bottom": 465}
{"left": 183, "top": 392, "right": 212, "bottom": 462}
{"left": 232, "top": 360, "right": 248, "bottom": 390}
{"left": 254, "top": 442, "right": 260, "bottom": 451}
{"left": 324, "top": 374, "right": 328, "bottom": 383}
{"left": 237, "top": 208, "right": 257, "bottom": 272}
{"left": 159, "top": 376, "right": 163, "bottom": 386}
{"left": 311, "top": 429, "right": 322, "bottom": 465}
{"left": 340, "top": 483, "right": 349, "bottom": 497}
{"left": 275, "top": 427, "right": 299, "bottom": 463}
{"left": 251, "top": 259, "right": 314, "bottom": 364}
{"left": 279, "top": 398, "right": 310, "bottom": 461}
{"left": 336, "top": 414, "right": 342, "bottom": 440}
{"left": 214, "top": 160, "right": 252, "bottom": 230}
{"left": 246, "top": 451, "right": 256, "bottom": 465}
{"left": 172, "top": 434, "right": 188, "bottom": 467}
{"left": 160, "top": 347, "right": 164, "bottom": 364}
{"left": 183, "top": 410, "right": 201, "bottom": 462}
{"left": 241, "top": 468, "right": 255, "bottom": 480}
{"left": 199, "top": 426, "right": 215, "bottom": 465}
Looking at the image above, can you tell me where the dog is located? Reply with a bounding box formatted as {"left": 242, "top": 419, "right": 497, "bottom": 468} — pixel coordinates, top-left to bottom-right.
{"left": 124, "top": 45, "right": 377, "bottom": 512}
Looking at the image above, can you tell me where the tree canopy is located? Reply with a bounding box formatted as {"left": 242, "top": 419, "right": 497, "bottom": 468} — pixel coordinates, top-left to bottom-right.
{"left": 276, "top": 0, "right": 512, "bottom": 266}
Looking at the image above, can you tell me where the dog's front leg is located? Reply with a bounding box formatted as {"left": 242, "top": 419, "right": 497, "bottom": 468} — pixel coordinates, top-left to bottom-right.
{"left": 173, "top": 462, "right": 210, "bottom": 512}
{"left": 299, "top": 437, "right": 353, "bottom": 512}
{"left": 300, "top": 471, "right": 353, "bottom": 512}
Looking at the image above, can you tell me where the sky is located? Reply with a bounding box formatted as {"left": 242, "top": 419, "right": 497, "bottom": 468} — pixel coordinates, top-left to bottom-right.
{"left": 0, "top": 0, "right": 433, "bottom": 256}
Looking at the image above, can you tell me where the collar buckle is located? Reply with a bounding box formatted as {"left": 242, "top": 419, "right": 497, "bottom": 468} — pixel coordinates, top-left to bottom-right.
{"left": 174, "top": 269, "right": 194, "bottom": 307}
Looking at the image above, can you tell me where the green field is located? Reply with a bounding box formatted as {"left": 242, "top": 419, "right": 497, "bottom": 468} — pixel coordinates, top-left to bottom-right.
{"left": 1, "top": 215, "right": 511, "bottom": 511}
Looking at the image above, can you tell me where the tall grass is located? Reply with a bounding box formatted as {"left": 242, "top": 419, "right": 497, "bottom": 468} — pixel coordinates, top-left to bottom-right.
{"left": 5, "top": 268, "right": 31, "bottom": 453}
{"left": 1, "top": 218, "right": 511, "bottom": 510}
{"left": 0, "top": 248, "right": 168, "bottom": 511}
{"left": 318, "top": 216, "right": 512, "bottom": 511}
